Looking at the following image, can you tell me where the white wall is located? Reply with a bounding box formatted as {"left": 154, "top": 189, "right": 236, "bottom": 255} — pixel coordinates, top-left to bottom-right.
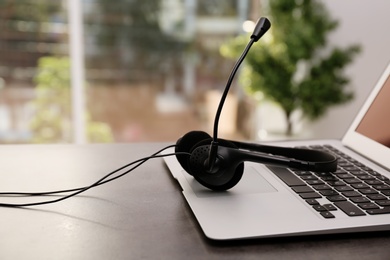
{"left": 309, "top": 0, "right": 390, "bottom": 139}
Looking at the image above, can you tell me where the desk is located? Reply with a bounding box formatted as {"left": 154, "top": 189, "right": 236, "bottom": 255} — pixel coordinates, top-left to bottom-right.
{"left": 1, "top": 143, "right": 389, "bottom": 259}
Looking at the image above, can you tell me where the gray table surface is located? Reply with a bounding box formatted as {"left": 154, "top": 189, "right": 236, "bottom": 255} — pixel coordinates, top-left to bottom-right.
{"left": 0, "top": 143, "right": 389, "bottom": 260}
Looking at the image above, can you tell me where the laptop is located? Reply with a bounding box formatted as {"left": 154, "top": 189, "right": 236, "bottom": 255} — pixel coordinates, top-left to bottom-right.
{"left": 163, "top": 62, "right": 390, "bottom": 240}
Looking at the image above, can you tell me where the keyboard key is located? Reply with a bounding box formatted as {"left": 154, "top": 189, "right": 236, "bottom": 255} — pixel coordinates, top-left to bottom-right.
{"left": 320, "top": 190, "right": 339, "bottom": 196}
{"left": 294, "top": 171, "right": 312, "bottom": 176}
{"left": 350, "top": 196, "right": 371, "bottom": 203}
{"left": 268, "top": 166, "right": 306, "bottom": 186}
{"left": 358, "top": 203, "right": 380, "bottom": 210}
{"left": 333, "top": 169, "right": 347, "bottom": 175}
{"left": 320, "top": 211, "right": 335, "bottom": 218}
{"left": 377, "top": 175, "right": 390, "bottom": 181}
{"left": 301, "top": 175, "right": 319, "bottom": 181}
{"left": 351, "top": 183, "right": 370, "bottom": 189}
{"left": 350, "top": 170, "right": 368, "bottom": 176}
{"left": 314, "top": 172, "right": 333, "bottom": 178}
{"left": 334, "top": 168, "right": 347, "bottom": 173}
{"left": 305, "top": 199, "right": 319, "bottom": 205}
{"left": 358, "top": 175, "right": 375, "bottom": 181}
{"left": 299, "top": 192, "right": 322, "bottom": 199}
{"left": 338, "top": 161, "right": 352, "bottom": 167}
{"left": 323, "top": 204, "right": 337, "bottom": 211}
{"left": 292, "top": 186, "right": 314, "bottom": 193}
{"left": 366, "top": 207, "right": 390, "bottom": 215}
{"left": 365, "top": 180, "right": 383, "bottom": 185}
{"left": 313, "top": 205, "right": 327, "bottom": 212}
{"left": 344, "top": 178, "right": 362, "bottom": 184}
{"left": 327, "top": 180, "right": 346, "bottom": 186}
{"left": 368, "top": 171, "right": 382, "bottom": 177}
{"left": 312, "top": 184, "right": 332, "bottom": 190}
{"left": 373, "top": 184, "right": 390, "bottom": 190}
{"left": 322, "top": 176, "right": 339, "bottom": 182}
{"left": 335, "top": 173, "right": 354, "bottom": 179}
{"left": 381, "top": 190, "right": 390, "bottom": 196}
{"left": 306, "top": 180, "right": 325, "bottom": 185}
{"left": 342, "top": 166, "right": 360, "bottom": 172}
{"left": 342, "top": 191, "right": 361, "bottom": 197}
{"left": 335, "top": 186, "right": 353, "bottom": 192}
{"left": 327, "top": 195, "right": 347, "bottom": 202}
{"left": 367, "top": 194, "right": 387, "bottom": 201}
{"left": 334, "top": 201, "right": 366, "bottom": 216}
{"left": 352, "top": 162, "right": 366, "bottom": 168}
{"left": 359, "top": 188, "right": 378, "bottom": 195}
{"left": 376, "top": 200, "right": 390, "bottom": 207}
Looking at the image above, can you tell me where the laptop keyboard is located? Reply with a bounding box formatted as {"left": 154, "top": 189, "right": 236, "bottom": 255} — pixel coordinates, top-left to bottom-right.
{"left": 268, "top": 145, "right": 390, "bottom": 219}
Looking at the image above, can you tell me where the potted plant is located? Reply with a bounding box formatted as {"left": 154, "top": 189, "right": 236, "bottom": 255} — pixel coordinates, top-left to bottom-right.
{"left": 221, "top": 0, "right": 360, "bottom": 136}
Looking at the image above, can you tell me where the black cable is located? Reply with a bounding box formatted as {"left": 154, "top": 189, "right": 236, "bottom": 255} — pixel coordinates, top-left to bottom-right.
{"left": 0, "top": 144, "right": 188, "bottom": 208}
{"left": 0, "top": 144, "right": 176, "bottom": 197}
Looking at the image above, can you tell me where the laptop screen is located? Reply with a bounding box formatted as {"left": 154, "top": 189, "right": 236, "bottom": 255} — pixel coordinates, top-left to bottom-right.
{"left": 355, "top": 75, "right": 390, "bottom": 148}
{"left": 343, "top": 62, "right": 390, "bottom": 170}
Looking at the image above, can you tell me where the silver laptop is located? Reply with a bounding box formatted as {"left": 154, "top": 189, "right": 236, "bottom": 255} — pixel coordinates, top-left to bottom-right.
{"left": 163, "top": 62, "right": 390, "bottom": 240}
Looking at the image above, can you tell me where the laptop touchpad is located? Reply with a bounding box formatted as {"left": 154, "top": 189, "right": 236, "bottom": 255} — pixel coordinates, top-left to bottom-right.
{"left": 184, "top": 166, "right": 278, "bottom": 198}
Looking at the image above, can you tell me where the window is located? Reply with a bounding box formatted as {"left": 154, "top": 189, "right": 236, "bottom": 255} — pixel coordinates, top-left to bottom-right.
{"left": 0, "top": 0, "right": 253, "bottom": 144}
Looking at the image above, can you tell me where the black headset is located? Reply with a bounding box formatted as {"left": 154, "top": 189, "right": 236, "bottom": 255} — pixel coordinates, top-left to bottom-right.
{"left": 173, "top": 17, "right": 337, "bottom": 191}
{"left": 175, "top": 131, "right": 337, "bottom": 191}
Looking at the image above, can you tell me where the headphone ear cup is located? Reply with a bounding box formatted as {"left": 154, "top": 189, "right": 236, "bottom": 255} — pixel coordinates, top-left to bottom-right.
{"left": 188, "top": 138, "right": 244, "bottom": 191}
{"left": 175, "top": 131, "right": 211, "bottom": 174}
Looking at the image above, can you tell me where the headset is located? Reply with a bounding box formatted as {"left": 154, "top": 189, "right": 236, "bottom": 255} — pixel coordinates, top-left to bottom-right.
{"left": 0, "top": 17, "right": 337, "bottom": 207}
{"left": 175, "top": 131, "right": 337, "bottom": 191}
{"left": 174, "top": 17, "right": 337, "bottom": 191}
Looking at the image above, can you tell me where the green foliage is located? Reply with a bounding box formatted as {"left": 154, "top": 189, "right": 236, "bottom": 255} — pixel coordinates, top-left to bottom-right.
{"left": 30, "top": 57, "right": 71, "bottom": 143}
{"left": 30, "top": 56, "right": 113, "bottom": 143}
{"left": 221, "top": 0, "right": 360, "bottom": 135}
{"left": 0, "top": 0, "right": 62, "bottom": 22}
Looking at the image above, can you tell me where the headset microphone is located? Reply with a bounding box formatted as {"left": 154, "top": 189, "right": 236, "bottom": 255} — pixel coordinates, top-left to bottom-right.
{"left": 175, "top": 17, "right": 338, "bottom": 191}
{"left": 251, "top": 16, "right": 272, "bottom": 41}
{"left": 208, "top": 17, "right": 271, "bottom": 172}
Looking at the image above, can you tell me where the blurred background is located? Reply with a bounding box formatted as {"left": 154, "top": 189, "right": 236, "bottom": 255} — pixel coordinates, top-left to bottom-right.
{"left": 0, "top": 0, "right": 389, "bottom": 144}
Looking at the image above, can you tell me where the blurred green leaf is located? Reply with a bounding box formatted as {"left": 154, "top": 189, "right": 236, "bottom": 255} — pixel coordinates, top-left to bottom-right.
{"left": 30, "top": 56, "right": 113, "bottom": 143}
{"left": 221, "top": 0, "right": 360, "bottom": 135}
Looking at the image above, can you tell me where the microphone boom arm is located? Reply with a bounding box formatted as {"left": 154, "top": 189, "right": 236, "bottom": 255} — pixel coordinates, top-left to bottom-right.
{"left": 208, "top": 17, "right": 271, "bottom": 171}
